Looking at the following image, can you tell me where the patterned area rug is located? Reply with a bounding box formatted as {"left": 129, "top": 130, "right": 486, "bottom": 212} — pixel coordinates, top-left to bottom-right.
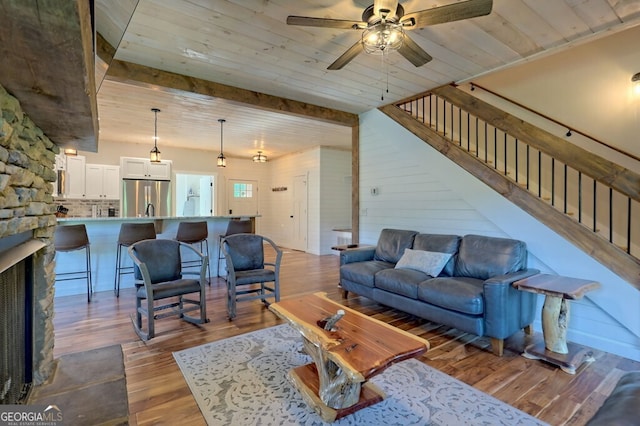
{"left": 174, "top": 324, "right": 548, "bottom": 426}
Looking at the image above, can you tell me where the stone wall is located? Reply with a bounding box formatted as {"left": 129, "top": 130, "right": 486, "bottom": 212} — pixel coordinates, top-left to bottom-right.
{"left": 0, "top": 83, "right": 59, "bottom": 384}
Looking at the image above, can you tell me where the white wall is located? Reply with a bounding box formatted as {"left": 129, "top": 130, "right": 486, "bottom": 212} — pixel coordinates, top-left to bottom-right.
{"left": 320, "top": 148, "right": 352, "bottom": 255}
{"left": 359, "top": 108, "right": 640, "bottom": 362}
{"left": 265, "top": 146, "right": 351, "bottom": 254}
{"left": 472, "top": 24, "right": 640, "bottom": 162}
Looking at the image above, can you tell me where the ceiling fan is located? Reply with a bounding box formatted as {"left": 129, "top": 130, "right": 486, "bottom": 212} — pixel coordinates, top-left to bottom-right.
{"left": 287, "top": 0, "right": 493, "bottom": 70}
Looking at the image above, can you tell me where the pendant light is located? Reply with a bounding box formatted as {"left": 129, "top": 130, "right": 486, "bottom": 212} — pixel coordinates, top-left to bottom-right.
{"left": 217, "top": 118, "right": 226, "bottom": 167}
{"left": 252, "top": 151, "right": 267, "bottom": 163}
{"left": 150, "top": 108, "right": 161, "bottom": 163}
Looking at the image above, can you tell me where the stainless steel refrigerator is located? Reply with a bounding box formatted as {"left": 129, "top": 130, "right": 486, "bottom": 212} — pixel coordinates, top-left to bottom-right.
{"left": 122, "top": 179, "right": 171, "bottom": 217}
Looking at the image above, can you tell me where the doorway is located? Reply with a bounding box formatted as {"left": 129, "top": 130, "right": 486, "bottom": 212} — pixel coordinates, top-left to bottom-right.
{"left": 175, "top": 173, "right": 215, "bottom": 216}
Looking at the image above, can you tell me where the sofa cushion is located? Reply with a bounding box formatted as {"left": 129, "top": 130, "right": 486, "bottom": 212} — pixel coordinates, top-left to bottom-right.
{"left": 395, "top": 249, "right": 452, "bottom": 277}
{"left": 374, "top": 229, "right": 418, "bottom": 263}
{"left": 454, "top": 234, "right": 527, "bottom": 280}
{"left": 413, "top": 234, "right": 461, "bottom": 276}
{"left": 417, "top": 277, "right": 484, "bottom": 315}
{"left": 340, "top": 261, "right": 394, "bottom": 288}
{"left": 375, "top": 268, "right": 429, "bottom": 299}
{"left": 586, "top": 371, "right": 640, "bottom": 426}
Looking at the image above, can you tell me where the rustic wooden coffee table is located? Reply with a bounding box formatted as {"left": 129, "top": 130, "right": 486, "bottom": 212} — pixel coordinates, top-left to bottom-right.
{"left": 269, "top": 292, "right": 429, "bottom": 422}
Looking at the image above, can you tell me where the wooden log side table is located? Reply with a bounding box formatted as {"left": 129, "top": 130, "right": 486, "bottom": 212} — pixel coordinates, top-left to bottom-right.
{"left": 513, "top": 274, "right": 601, "bottom": 374}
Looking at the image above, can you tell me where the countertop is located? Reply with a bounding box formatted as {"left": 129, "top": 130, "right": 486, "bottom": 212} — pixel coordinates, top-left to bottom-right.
{"left": 57, "top": 215, "right": 259, "bottom": 223}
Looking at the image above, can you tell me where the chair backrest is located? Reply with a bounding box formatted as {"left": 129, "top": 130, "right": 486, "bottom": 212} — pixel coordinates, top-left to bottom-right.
{"left": 176, "top": 221, "right": 208, "bottom": 243}
{"left": 224, "top": 219, "right": 253, "bottom": 237}
{"left": 118, "top": 222, "right": 157, "bottom": 246}
{"left": 223, "top": 234, "right": 264, "bottom": 271}
{"left": 54, "top": 224, "right": 89, "bottom": 251}
{"left": 131, "top": 239, "right": 182, "bottom": 283}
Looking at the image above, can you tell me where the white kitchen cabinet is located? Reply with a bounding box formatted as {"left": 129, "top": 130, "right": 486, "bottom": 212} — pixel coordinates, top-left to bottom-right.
{"left": 85, "top": 164, "right": 120, "bottom": 199}
{"left": 64, "top": 155, "right": 86, "bottom": 198}
{"left": 121, "top": 157, "right": 171, "bottom": 180}
{"left": 147, "top": 160, "right": 171, "bottom": 180}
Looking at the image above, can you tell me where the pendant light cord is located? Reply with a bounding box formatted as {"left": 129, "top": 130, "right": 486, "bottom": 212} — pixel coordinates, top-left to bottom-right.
{"left": 154, "top": 110, "right": 158, "bottom": 147}
{"left": 219, "top": 118, "right": 225, "bottom": 152}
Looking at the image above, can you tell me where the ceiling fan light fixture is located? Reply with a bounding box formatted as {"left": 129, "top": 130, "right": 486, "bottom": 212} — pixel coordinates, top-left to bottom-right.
{"left": 150, "top": 108, "right": 161, "bottom": 163}
{"left": 362, "top": 22, "right": 404, "bottom": 54}
{"left": 217, "top": 118, "right": 226, "bottom": 168}
{"left": 252, "top": 151, "right": 267, "bottom": 163}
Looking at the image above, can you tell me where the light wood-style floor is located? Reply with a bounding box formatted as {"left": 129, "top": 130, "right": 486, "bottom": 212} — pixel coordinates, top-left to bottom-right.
{"left": 53, "top": 249, "right": 639, "bottom": 425}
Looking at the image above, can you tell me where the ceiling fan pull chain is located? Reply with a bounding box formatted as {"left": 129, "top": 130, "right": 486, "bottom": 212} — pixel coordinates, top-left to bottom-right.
{"left": 381, "top": 53, "right": 385, "bottom": 101}
{"left": 385, "top": 52, "right": 390, "bottom": 98}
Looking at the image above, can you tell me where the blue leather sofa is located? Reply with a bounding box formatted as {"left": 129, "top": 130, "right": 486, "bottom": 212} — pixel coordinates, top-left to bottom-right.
{"left": 339, "top": 229, "right": 539, "bottom": 355}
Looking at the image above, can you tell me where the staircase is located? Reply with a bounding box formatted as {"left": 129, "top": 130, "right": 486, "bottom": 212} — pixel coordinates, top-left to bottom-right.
{"left": 379, "top": 84, "right": 640, "bottom": 289}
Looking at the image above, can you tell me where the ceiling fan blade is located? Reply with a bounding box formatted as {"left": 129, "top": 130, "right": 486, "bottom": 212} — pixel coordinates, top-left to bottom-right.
{"left": 398, "top": 34, "right": 433, "bottom": 67}
{"left": 287, "top": 15, "right": 365, "bottom": 30}
{"left": 401, "top": 0, "right": 492, "bottom": 29}
{"left": 373, "top": 0, "right": 399, "bottom": 18}
{"left": 327, "top": 41, "right": 365, "bottom": 70}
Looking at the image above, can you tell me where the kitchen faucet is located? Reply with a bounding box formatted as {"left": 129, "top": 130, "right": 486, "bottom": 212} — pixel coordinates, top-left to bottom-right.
{"left": 145, "top": 203, "right": 155, "bottom": 217}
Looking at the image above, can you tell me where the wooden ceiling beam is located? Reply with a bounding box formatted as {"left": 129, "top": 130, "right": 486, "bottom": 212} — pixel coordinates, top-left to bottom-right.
{"left": 103, "top": 58, "right": 358, "bottom": 128}
{"left": 0, "top": 0, "right": 98, "bottom": 151}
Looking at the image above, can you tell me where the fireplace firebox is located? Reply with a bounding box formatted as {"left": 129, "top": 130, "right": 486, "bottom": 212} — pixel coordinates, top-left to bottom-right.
{"left": 0, "top": 256, "right": 33, "bottom": 404}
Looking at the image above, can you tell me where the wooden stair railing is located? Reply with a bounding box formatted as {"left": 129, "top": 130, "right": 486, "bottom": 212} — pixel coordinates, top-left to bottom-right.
{"left": 379, "top": 84, "right": 640, "bottom": 289}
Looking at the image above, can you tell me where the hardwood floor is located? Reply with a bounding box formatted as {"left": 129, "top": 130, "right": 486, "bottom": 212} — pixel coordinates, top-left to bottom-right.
{"left": 53, "top": 249, "right": 639, "bottom": 425}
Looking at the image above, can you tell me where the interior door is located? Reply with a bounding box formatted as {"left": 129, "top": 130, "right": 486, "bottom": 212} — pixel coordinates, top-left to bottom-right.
{"left": 291, "top": 174, "right": 308, "bottom": 251}
{"left": 227, "top": 179, "right": 258, "bottom": 216}
{"left": 199, "top": 177, "right": 213, "bottom": 216}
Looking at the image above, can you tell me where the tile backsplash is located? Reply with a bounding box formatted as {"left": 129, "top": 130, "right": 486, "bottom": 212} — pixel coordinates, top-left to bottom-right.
{"left": 54, "top": 198, "right": 119, "bottom": 218}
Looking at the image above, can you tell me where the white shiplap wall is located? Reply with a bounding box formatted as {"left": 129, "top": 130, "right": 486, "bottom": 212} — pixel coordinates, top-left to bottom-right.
{"left": 359, "top": 108, "right": 640, "bottom": 362}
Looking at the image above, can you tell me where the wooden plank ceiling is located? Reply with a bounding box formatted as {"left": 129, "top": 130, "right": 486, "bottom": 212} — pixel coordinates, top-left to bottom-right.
{"left": 3, "top": 1, "right": 640, "bottom": 157}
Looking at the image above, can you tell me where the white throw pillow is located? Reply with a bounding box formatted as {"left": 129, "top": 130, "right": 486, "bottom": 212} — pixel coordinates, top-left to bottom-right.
{"left": 395, "top": 249, "right": 452, "bottom": 276}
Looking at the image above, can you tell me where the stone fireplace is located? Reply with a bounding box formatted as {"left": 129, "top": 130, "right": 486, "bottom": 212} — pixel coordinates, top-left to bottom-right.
{"left": 0, "top": 83, "right": 59, "bottom": 401}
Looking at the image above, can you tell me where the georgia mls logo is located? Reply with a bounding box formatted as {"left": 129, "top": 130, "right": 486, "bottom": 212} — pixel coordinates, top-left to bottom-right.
{"left": 0, "top": 404, "right": 63, "bottom": 425}
{"left": 44, "top": 405, "right": 63, "bottom": 420}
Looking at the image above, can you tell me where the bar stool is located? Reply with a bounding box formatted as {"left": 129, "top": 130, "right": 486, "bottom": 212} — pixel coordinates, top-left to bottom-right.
{"left": 54, "top": 224, "right": 92, "bottom": 303}
{"left": 114, "top": 222, "right": 156, "bottom": 297}
{"left": 217, "top": 219, "right": 253, "bottom": 277}
{"left": 175, "top": 221, "right": 211, "bottom": 284}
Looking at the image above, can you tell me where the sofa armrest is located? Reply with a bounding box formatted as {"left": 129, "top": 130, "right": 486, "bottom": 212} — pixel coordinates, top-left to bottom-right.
{"left": 483, "top": 268, "right": 540, "bottom": 339}
{"left": 340, "top": 247, "right": 376, "bottom": 266}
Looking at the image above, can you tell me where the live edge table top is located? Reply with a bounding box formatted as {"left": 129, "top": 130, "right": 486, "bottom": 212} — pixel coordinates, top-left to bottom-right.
{"left": 269, "top": 292, "right": 429, "bottom": 382}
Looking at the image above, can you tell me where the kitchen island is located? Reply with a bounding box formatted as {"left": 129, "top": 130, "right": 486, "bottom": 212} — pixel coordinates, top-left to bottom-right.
{"left": 54, "top": 215, "right": 257, "bottom": 297}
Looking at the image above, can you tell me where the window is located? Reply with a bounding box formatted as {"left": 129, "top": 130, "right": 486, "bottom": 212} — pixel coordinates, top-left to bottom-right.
{"left": 233, "top": 183, "right": 253, "bottom": 198}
